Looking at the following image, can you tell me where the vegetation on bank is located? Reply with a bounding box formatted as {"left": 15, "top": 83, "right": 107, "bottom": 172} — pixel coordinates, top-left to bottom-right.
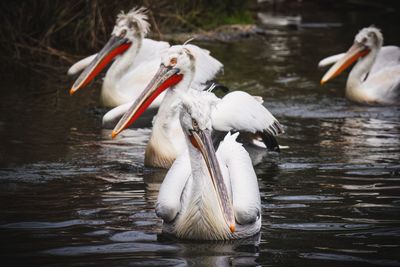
{"left": 0, "top": 0, "right": 253, "bottom": 64}
{"left": 1, "top": 0, "right": 399, "bottom": 67}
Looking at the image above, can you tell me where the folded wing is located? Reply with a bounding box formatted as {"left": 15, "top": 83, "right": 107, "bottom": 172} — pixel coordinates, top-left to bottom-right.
{"left": 216, "top": 132, "right": 261, "bottom": 225}
{"left": 211, "top": 91, "right": 283, "bottom": 151}
{"left": 155, "top": 149, "right": 191, "bottom": 223}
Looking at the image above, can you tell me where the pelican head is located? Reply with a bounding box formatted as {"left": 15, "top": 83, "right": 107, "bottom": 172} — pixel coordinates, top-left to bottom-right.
{"left": 113, "top": 7, "right": 150, "bottom": 41}
{"left": 111, "top": 45, "right": 198, "bottom": 137}
{"left": 178, "top": 95, "right": 236, "bottom": 236}
{"left": 354, "top": 26, "right": 383, "bottom": 49}
{"left": 179, "top": 92, "right": 214, "bottom": 136}
{"left": 321, "top": 26, "right": 383, "bottom": 85}
{"left": 69, "top": 7, "right": 150, "bottom": 95}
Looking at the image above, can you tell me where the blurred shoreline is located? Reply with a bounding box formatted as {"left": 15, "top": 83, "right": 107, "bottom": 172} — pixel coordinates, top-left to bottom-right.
{"left": 0, "top": 0, "right": 399, "bottom": 72}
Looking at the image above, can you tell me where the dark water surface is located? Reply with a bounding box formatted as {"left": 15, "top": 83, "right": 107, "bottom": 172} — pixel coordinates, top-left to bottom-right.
{"left": 1, "top": 3, "right": 400, "bottom": 267}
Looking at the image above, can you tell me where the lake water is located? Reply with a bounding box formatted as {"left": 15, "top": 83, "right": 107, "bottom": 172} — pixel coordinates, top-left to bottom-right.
{"left": 0, "top": 2, "right": 399, "bottom": 266}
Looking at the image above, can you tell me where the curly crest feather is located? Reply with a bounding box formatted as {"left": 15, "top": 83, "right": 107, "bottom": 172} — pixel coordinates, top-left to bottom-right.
{"left": 116, "top": 7, "right": 150, "bottom": 36}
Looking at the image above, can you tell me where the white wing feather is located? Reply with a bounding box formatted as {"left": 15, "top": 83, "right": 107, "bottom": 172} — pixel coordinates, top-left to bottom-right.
{"left": 130, "top": 38, "right": 170, "bottom": 70}
{"left": 102, "top": 92, "right": 167, "bottom": 128}
{"left": 102, "top": 102, "right": 132, "bottom": 129}
{"left": 67, "top": 54, "right": 97, "bottom": 75}
{"left": 101, "top": 39, "right": 169, "bottom": 107}
{"left": 318, "top": 53, "right": 345, "bottom": 68}
{"left": 118, "top": 57, "right": 162, "bottom": 95}
{"left": 216, "top": 132, "right": 261, "bottom": 225}
{"left": 103, "top": 58, "right": 166, "bottom": 107}
{"left": 369, "top": 46, "right": 400, "bottom": 75}
{"left": 211, "top": 91, "right": 283, "bottom": 136}
{"left": 364, "top": 65, "right": 400, "bottom": 103}
{"left": 155, "top": 149, "right": 191, "bottom": 223}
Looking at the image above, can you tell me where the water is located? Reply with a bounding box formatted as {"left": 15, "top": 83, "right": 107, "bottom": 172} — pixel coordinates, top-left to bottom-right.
{"left": 1, "top": 3, "right": 400, "bottom": 266}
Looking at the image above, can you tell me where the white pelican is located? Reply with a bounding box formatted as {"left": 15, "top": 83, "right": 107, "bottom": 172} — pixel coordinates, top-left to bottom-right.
{"left": 110, "top": 44, "right": 283, "bottom": 168}
{"left": 156, "top": 94, "right": 261, "bottom": 240}
{"left": 68, "top": 7, "right": 170, "bottom": 108}
{"left": 319, "top": 26, "right": 400, "bottom": 105}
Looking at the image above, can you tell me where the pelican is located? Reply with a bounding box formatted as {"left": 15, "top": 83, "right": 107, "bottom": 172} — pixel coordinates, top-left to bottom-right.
{"left": 68, "top": 7, "right": 170, "bottom": 108}
{"left": 110, "top": 44, "right": 283, "bottom": 168}
{"left": 319, "top": 26, "right": 400, "bottom": 105}
{"left": 156, "top": 94, "right": 261, "bottom": 240}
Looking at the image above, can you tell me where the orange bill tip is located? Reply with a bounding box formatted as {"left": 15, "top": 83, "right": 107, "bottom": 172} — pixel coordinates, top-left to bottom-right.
{"left": 111, "top": 130, "right": 118, "bottom": 139}
{"left": 229, "top": 223, "right": 235, "bottom": 233}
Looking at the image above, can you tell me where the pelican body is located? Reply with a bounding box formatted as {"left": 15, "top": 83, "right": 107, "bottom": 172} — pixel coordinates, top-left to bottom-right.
{"left": 68, "top": 7, "right": 169, "bottom": 108}
{"left": 320, "top": 26, "right": 400, "bottom": 105}
{"left": 156, "top": 95, "right": 261, "bottom": 240}
{"left": 110, "top": 44, "right": 283, "bottom": 168}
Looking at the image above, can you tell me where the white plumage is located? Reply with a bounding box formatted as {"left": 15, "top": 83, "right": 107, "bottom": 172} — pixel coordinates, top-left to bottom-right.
{"left": 156, "top": 95, "right": 261, "bottom": 240}
{"left": 101, "top": 40, "right": 168, "bottom": 107}
{"left": 217, "top": 133, "right": 261, "bottom": 227}
{"left": 212, "top": 90, "right": 283, "bottom": 136}
{"left": 319, "top": 26, "right": 400, "bottom": 105}
{"left": 68, "top": 7, "right": 170, "bottom": 108}
{"left": 110, "top": 44, "right": 283, "bottom": 168}
{"left": 101, "top": 43, "right": 223, "bottom": 127}
{"left": 318, "top": 53, "right": 346, "bottom": 68}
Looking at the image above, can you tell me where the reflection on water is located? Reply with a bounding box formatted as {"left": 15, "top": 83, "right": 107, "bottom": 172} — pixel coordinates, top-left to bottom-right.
{"left": 319, "top": 118, "right": 400, "bottom": 165}
{"left": 1, "top": 2, "right": 400, "bottom": 266}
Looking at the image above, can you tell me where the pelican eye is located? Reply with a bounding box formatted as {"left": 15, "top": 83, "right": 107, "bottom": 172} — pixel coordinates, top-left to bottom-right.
{"left": 120, "top": 29, "right": 127, "bottom": 38}
{"left": 361, "top": 37, "right": 367, "bottom": 43}
{"left": 170, "top": 57, "right": 177, "bottom": 66}
{"left": 192, "top": 119, "right": 199, "bottom": 130}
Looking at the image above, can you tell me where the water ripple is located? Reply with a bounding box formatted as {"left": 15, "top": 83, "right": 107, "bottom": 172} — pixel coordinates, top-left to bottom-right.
{"left": 110, "top": 231, "right": 157, "bottom": 242}
{"left": 272, "top": 195, "right": 343, "bottom": 201}
{"left": 0, "top": 219, "right": 106, "bottom": 229}
{"left": 44, "top": 242, "right": 178, "bottom": 256}
{"left": 300, "top": 252, "right": 400, "bottom": 266}
{"left": 271, "top": 223, "right": 372, "bottom": 231}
